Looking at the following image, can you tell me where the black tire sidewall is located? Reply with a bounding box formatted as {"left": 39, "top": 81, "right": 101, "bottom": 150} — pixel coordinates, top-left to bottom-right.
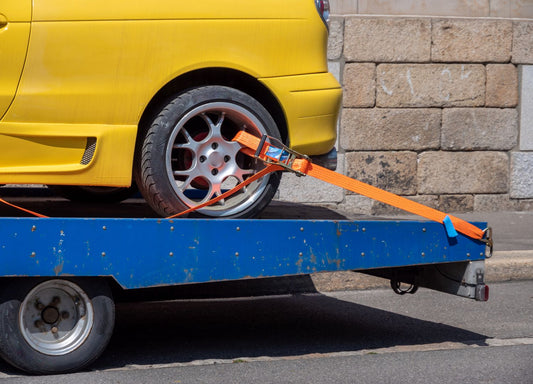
{"left": 135, "top": 86, "right": 282, "bottom": 218}
{"left": 0, "top": 278, "right": 115, "bottom": 374}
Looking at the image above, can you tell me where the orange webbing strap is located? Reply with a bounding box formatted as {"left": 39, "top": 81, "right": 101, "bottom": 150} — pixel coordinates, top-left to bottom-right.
{"left": 233, "top": 131, "right": 486, "bottom": 241}
{"left": 166, "top": 164, "right": 283, "bottom": 219}
{"left": 0, "top": 197, "right": 49, "bottom": 218}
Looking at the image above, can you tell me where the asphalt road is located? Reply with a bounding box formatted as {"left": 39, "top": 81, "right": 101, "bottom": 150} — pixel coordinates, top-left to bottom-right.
{"left": 1, "top": 280, "right": 532, "bottom": 383}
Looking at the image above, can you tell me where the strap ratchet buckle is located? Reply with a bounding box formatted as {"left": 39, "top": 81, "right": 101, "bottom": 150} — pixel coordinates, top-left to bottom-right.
{"left": 254, "top": 135, "right": 311, "bottom": 177}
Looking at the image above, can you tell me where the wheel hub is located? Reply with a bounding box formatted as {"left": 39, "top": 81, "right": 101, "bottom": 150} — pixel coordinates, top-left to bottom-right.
{"left": 207, "top": 149, "right": 224, "bottom": 169}
{"left": 42, "top": 306, "right": 60, "bottom": 325}
{"left": 19, "top": 280, "right": 94, "bottom": 356}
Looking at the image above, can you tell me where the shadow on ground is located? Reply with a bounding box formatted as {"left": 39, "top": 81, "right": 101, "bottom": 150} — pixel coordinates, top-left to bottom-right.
{"left": 94, "top": 293, "right": 486, "bottom": 370}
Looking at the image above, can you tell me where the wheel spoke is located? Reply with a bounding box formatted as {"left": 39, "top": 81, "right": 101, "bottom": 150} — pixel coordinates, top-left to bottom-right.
{"left": 201, "top": 112, "right": 225, "bottom": 139}
{"left": 159, "top": 97, "right": 277, "bottom": 217}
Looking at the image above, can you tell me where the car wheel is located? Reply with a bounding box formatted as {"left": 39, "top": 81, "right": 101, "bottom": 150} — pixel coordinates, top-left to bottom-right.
{"left": 48, "top": 184, "right": 138, "bottom": 203}
{"left": 0, "top": 278, "right": 115, "bottom": 374}
{"left": 135, "top": 86, "right": 282, "bottom": 218}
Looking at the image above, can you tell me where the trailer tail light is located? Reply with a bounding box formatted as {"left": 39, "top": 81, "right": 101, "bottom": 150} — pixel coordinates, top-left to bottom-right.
{"left": 476, "top": 284, "right": 489, "bottom": 301}
{"left": 315, "top": 0, "right": 330, "bottom": 27}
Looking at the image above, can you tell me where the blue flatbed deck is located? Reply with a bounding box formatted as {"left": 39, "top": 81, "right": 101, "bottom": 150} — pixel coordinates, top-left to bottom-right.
{"left": 0, "top": 217, "right": 487, "bottom": 291}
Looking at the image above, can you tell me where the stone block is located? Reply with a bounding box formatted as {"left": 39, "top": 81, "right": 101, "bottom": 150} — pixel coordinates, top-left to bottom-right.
{"left": 438, "top": 194, "right": 474, "bottom": 213}
{"left": 418, "top": 152, "right": 509, "bottom": 194}
{"left": 442, "top": 108, "right": 518, "bottom": 150}
{"left": 311, "top": 271, "right": 388, "bottom": 292}
{"left": 344, "top": 17, "right": 430, "bottom": 62}
{"left": 345, "top": 151, "right": 417, "bottom": 195}
{"left": 486, "top": 64, "right": 518, "bottom": 107}
{"left": 358, "top": 0, "right": 489, "bottom": 17}
{"left": 371, "top": 195, "right": 439, "bottom": 215}
{"left": 516, "top": 199, "right": 533, "bottom": 211}
{"left": 520, "top": 65, "right": 533, "bottom": 150}
{"left": 342, "top": 63, "right": 376, "bottom": 107}
{"left": 474, "top": 194, "right": 518, "bottom": 212}
{"left": 431, "top": 19, "right": 512, "bottom": 63}
{"left": 277, "top": 155, "right": 345, "bottom": 203}
{"left": 327, "top": 17, "right": 344, "bottom": 61}
{"left": 512, "top": 21, "right": 533, "bottom": 64}
{"left": 328, "top": 61, "right": 341, "bottom": 83}
{"left": 491, "top": 0, "right": 533, "bottom": 18}
{"left": 329, "top": 0, "right": 358, "bottom": 15}
{"left": 339, "top": 195, "right": 373, "bottom": 215}
{"left": 511, "top": 152, "right": 533, "bottom": 199}
{"left": 377, "top": 64, "right": 485, "bottom": 107}
{"left": 341, "top": 108, "right": 440, "bottom": 151}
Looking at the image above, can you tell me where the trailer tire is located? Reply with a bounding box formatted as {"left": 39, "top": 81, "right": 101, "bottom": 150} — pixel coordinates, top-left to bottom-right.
{"left": 135, "top": 85, "right": 282, "bottom": 218}
{"left": 0, "top": 278, "right": 115, "bottom": 374}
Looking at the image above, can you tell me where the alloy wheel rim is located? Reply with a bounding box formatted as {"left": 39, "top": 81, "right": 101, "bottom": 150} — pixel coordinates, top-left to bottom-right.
{"left": 166, "top": 102, "right": 270, "bottom": 216}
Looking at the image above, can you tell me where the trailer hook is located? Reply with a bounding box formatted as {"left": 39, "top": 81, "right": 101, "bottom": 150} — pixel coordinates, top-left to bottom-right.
{"left": 481, "top": 227, "right": 493, "bottom": 258}
{"left": 391, "top": 279, "right": 419, "bottom": 295}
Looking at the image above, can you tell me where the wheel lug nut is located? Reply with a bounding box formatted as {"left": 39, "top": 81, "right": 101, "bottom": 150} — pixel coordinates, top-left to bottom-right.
{"left": 212, "top": 169, "right": 219, "bottom": 176}
{"left": 211, "top": 143, "right": 218, "bottom": 150}
{"left": 199, "top": 156, "right": 207, "bottom": 163}
{"left": 51, "top": 296, "right": 60, "bottom": 305}
{"left": 34, "top": 320, "right": 44, "bottom": 328}
{"left": 51, "top": 327, "right": 58, "bottom": 334}
{"left": 224, "top": 155, "right": 231, "bottom": 162}
{"left": 61, "top": 311, "right": 70, "bottom": 320}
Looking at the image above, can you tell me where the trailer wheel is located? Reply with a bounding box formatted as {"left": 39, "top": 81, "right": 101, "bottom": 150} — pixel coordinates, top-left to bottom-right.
{"left": 135, "top": 85, "right": 282, "bottom": 218}
{"left": 0, "top": 278, "right": 114, "bottom": 374}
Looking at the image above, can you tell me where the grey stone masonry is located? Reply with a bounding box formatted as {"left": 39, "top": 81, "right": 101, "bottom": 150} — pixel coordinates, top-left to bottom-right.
{"left": 438, "top": 194, "right": 474, "bottom": 213}
{"left": 345, "top": 152, "right": 417, "bottom": 195}
{"left": 520, "top": 65, "right": 533, "bottom": 151}
{"left": 431, "top": 19, "right": 512, "bottom": 63}
{"left": 512, "top": 21, "right": 533, "bottom": 64}
{"left": 341, "top": 108, "right": 440, "bottom": 151}
{"left": 343, "top": 63, "right": 376, "bottom": 107}
{"left": 344, "top": 18, "right": 431, "bottom": 62}
{"left": 486, "top": 64, "right": 518, "bottom": 107}
{"left": 441, "top": 108, "right": 518, "bottom": 150}
{"left": 370, "top": 195, "right": 439, "bottom": 215}
{"left": 321, "top": 15, "right": 533, "bottom": 214}
{"left": 277, "top": 155, "right": 345, "bottom": 204}
{"left": 376, "top": 64, "right": 485, "bottom": 107}
{"left": 418, "top": 152, "right": 509, "bottom": 194}
{"left": 511, "top": 153, "right": 533, "bottom": 199}
{"left": 327, "top": 17, "right": 345, "bottom": 61}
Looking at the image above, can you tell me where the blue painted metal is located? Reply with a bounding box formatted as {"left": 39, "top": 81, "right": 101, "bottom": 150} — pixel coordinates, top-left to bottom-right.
{"left": 0, "top": 218, "right": 487, "bottom": 289}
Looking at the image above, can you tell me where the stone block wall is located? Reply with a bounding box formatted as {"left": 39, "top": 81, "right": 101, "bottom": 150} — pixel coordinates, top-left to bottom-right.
{"left": 278, "top": 9, "right": 533, "bottom": 214}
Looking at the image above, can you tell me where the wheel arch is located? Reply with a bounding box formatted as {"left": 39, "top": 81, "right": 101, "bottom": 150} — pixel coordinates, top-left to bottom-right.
{"left": 137, "top": 68, "right": 288, "bottom": 146}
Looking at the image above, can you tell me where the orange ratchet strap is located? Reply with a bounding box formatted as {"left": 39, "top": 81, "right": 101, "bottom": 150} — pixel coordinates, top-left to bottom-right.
{"left": 233, "top": 131, "right": 490, "bottom": 244}
{"left": 0, "top": 198, "right": 49, "bottom": 218}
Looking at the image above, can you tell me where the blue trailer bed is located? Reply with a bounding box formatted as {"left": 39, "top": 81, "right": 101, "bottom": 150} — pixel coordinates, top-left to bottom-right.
{"left": 0, "top": 215, "right": 489, "bottom": 374}
{"left": 0, "top": 217, "right": 487, "bottom": 290}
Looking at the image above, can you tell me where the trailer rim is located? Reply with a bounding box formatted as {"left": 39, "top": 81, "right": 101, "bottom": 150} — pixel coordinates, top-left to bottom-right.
{"left": 19, "top": 279, "right": 94, "bottom": 356}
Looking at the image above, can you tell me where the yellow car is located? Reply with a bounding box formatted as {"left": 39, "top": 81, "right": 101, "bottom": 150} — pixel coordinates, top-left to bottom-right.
{"left": 0, "top": 0, "right": 341, "bottom": 217}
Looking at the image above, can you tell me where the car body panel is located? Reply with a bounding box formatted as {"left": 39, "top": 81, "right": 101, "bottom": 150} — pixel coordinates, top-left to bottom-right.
{"left": 0, "top": 1, "right": 31, "bottom": 119}
{"left": 260, "top": 73, "right": 342, "bottom": 155}
{"left": 0, "top": 0, "right": 341, "bottom": 186}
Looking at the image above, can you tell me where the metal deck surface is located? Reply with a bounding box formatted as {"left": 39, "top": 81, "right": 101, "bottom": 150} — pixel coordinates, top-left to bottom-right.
{"left": 0, "top": 217, "right": 487, "bottom": 289}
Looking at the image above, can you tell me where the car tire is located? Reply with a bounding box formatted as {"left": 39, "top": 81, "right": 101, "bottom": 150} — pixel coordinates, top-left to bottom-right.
{"left": 135, "top": 86, "right": 282, "bottom": 218}
{"left": 0, "top": 278, "right": 115, "bottom": 374}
